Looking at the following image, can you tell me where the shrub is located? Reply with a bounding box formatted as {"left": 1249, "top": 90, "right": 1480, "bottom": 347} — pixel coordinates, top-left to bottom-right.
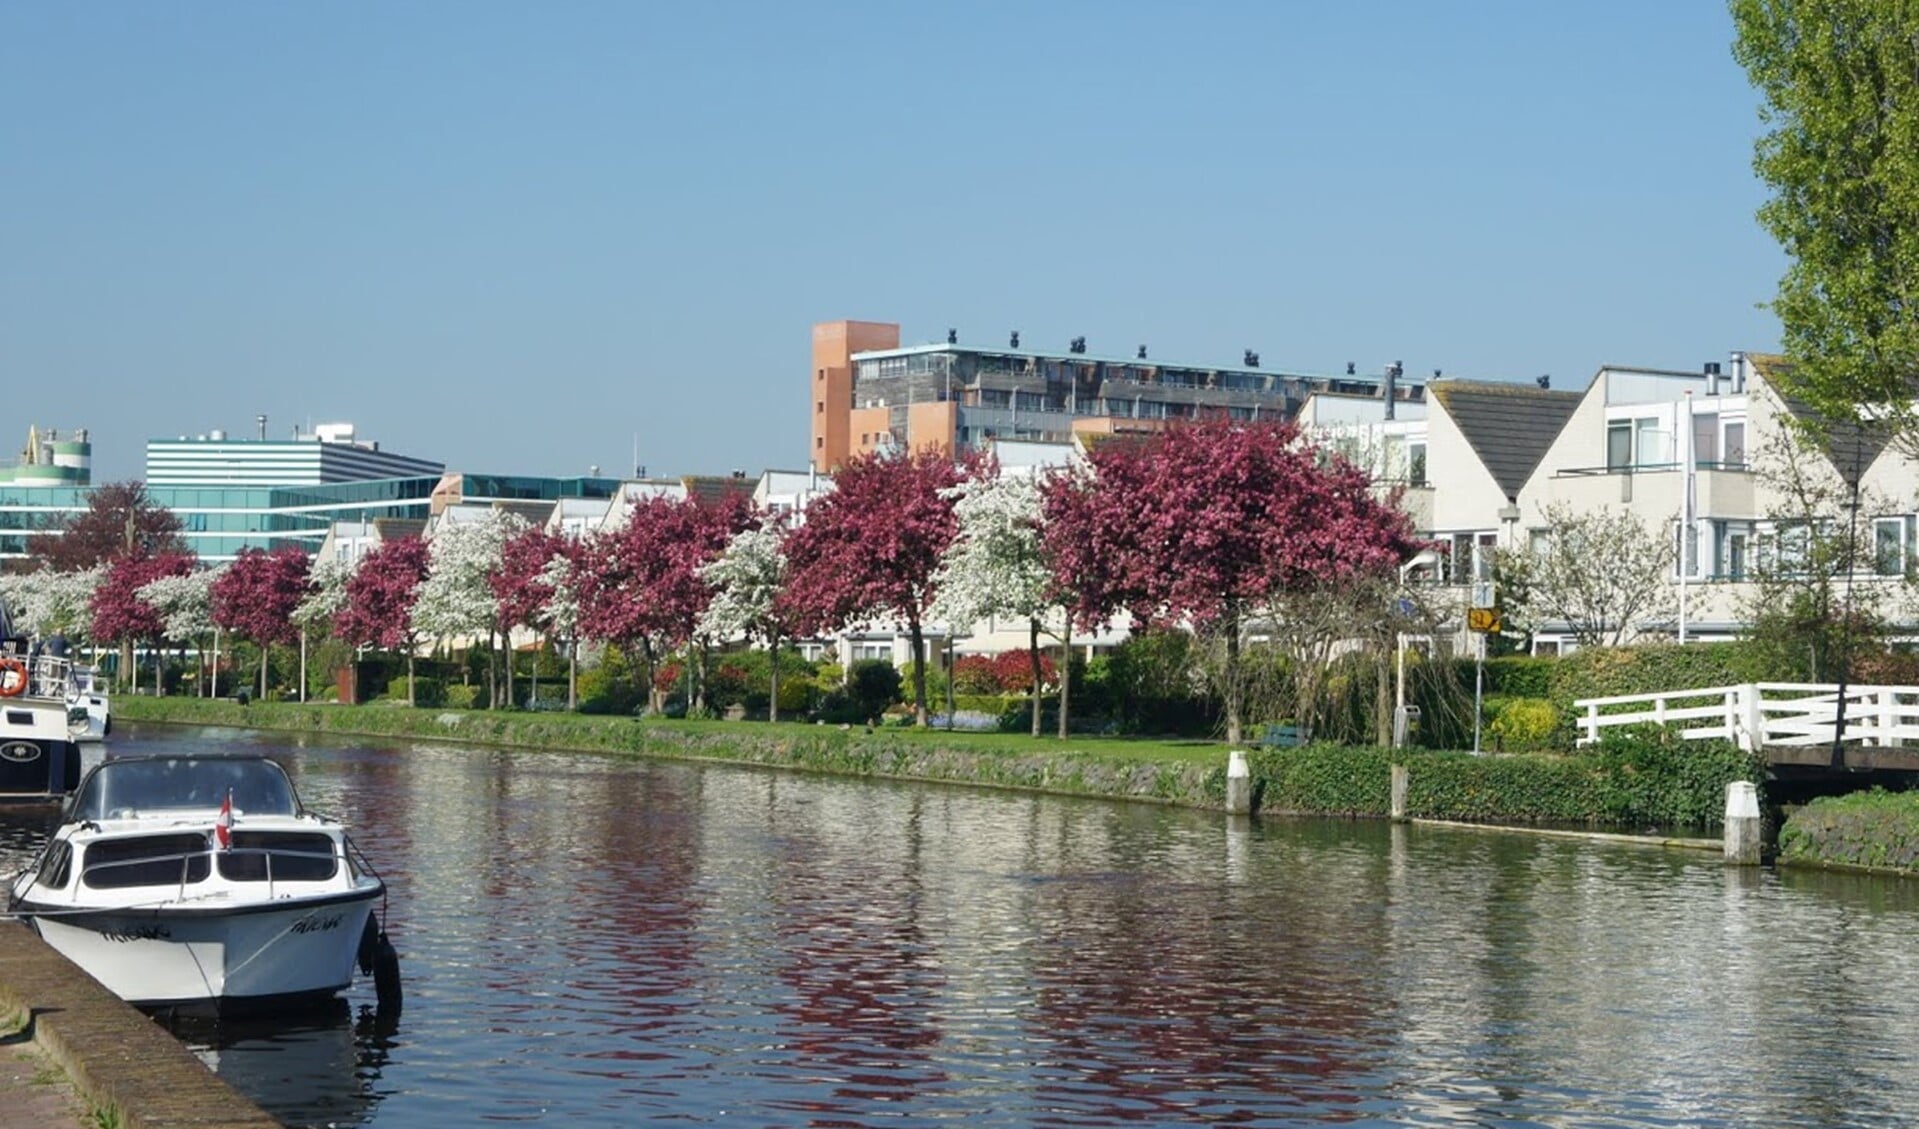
{"left": 444, "top": 684, "right": 480, "bottom": 709}
{"left": 385, "top": 675, "right": 445, "bottom": 707}
{"left": 847, "top": 659, "right": 903, "bottom": 720}
{"left": 951, "top": 655, "right": 1000, "bottom": 695}
{"left": 989, "top": 649, "right": 1057, "bottom": 694}
{"left": 1487, "top": 697, "right": 1560, "bottom": 751}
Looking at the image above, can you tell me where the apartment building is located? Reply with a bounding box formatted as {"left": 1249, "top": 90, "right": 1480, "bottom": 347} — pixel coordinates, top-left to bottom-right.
{"left": 810, "top": 319, "right": 1424, "bottom": 472}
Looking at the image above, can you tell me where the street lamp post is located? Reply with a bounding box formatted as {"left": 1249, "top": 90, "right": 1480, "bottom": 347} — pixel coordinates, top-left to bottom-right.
{"left": 1393, "top": 550, "right": 1440, "bottom": 748}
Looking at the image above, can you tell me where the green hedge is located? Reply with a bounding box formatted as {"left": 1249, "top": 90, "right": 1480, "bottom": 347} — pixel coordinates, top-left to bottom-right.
{"left": 384, "top": 675, "right": 445, "bottom": 707}
{"left": 1251, "top": 727, "right": 1762, "bottom": 830}
{"left": 1778, "top": 790, "right": 1919, "bottom": 873}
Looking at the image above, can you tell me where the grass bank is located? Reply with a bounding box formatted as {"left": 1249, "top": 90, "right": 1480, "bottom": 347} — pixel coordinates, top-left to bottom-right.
{"left": 115, "top": 697, "right": 1760, "bottom": 832}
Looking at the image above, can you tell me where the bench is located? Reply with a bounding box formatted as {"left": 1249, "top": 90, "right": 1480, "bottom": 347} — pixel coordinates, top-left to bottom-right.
{"left": 1260, "top": 723, "right": 1309, "bottom": 748}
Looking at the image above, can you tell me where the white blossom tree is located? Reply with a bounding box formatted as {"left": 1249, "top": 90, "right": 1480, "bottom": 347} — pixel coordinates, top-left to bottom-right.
{"left": 291, "top": 558, "right": 352, "bottom": 702}
{"left": 698, "top": 523, "right": 792, "bottom": 722}
{"left": 137, "top": 569, "right": 218, "bottom": 697}
{"left": 930, "top": 472, "right": 1064, "bottom": 736}
{"left": 0, "top": 566, "right": 103, "bottom": 647}
{"left": 1495, "top": 503, "right": 1677, "bottom": 648}
{"left": 414, "top": 511, "right": 526, "bottom": 707}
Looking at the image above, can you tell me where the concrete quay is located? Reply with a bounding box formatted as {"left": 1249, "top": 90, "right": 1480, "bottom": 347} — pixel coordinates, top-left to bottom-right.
{"left": 0, "top": 922, "right": 279, "bottom": 1128}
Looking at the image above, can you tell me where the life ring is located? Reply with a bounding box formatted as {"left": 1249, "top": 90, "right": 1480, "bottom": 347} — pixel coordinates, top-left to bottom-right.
{"left": 0, "top": 658, "right": 26, "bottom": 698}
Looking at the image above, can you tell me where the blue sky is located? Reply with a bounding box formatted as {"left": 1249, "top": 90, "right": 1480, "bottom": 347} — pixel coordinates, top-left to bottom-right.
{"left": 4, "top": 2, "right": 1782, "bottom": 483}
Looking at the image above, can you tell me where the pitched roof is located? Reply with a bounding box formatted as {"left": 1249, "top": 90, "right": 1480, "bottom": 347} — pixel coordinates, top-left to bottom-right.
{"left": 370, "top": 518, "right": 427, "bottom": 542}
{"left": 1427, "top": 380, "right": 1583, "bottom": 501}
{"left": 680, "top": 474, "right": 754, "bottom": 507}
{"left": 1746, "top": 353, "right": 1895, "bottom": 486}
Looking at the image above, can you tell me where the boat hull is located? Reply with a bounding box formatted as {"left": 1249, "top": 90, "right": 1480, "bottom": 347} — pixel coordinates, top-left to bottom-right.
{"left": 0, "top": 696, "right": 82, "bottom": 800}
{"left": 25, "top": 885, "right": 383, "bottom": 1007}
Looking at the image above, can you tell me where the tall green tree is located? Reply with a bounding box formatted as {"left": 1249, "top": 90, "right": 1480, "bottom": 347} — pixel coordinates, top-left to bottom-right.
{"left": 1733, "top": 1, "right": 1919, "bottom": 437}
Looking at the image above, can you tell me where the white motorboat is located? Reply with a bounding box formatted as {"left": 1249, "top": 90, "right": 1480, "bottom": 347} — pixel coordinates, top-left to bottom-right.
{"left": 8, "top": 754, "right": 396, "bottom": 1011}
{"left": 66, "top": 665, "right": 109, "bottom": 744}
{"left": 0, "top": 652, "right": 84, "bottom": 800}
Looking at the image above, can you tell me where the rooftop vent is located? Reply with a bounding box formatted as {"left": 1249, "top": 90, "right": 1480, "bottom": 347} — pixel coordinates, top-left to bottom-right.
{"left": 946, "top": 328, "right": 957, "bottom": 345}
{"left": 1243, "top": 350, "right": 1260, "bottom": 368}
{"left": 1346, "top": 362, "right": 1355, "bottom": 376}
{"left": 1009, "top": 330, "right": 1020, "bottom": 349}
{"left": 1137, "top": 345, "right": 1147, "bottom": 360}
{"left": 1536, "top": 375, "right": 1551, "bottom": 389}
{"left": 1069, "top": 336, "right": 1087, "bottom": 355}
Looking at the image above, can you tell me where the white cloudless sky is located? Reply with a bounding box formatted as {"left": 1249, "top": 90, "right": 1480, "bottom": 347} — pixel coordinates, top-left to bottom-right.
{"left": 2, "top": 1, "right": 1784, "bottom": 483}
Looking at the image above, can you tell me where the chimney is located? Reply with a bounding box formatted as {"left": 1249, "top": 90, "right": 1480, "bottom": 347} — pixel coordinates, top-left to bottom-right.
{"left": 1704, "top": 361, "right": 1722, "bottom": 396}
{"left": 1383, "top": 361, "right": 1402, "bottom": 421}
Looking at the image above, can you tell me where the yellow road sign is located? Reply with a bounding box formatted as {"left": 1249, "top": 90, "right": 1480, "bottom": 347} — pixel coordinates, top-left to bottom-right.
{"left": 1467, "top": 607, "right": 1502, "bottom": 633}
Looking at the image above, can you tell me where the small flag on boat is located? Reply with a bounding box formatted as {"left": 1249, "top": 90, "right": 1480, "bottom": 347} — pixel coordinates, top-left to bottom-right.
{"left": 215, "top": 789, "right": 233, "bottom": 851}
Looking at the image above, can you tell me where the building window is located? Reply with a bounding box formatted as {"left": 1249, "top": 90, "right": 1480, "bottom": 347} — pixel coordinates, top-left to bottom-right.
{"left": 1607, "top": 421, "right": 1632, "bottom": 470}
{"left": 1448, "top": 531, "right": 1496, "bottom": 585}
{"left": 1692, "top": 412, "right": 1718, "bottom": 466}
{"left": 1875, "top": 516, "right": 1914, "bottom": 576}
{"left": 1408, "top": 442, "right": 1427, "bottom": 487}
{"left": 1717, "top": 520, "right": 1751, "bottom": 581}
{"left": 1635, "top": 417, "right": 1669, "bottom": 466}
{"left": 817, "top": 368, "right": 825, "bottom": 382}
{"left": 816, "top": 401, "right": 824, "bottom": 414}
{"left": 815, "top": 437, "right": 824, "bottom": 449}
{"left": 1674, "top": 520, "right": 1703, "bottom": 581}
{"left": 1724, "top": 421, "right": 1747, "bottom": 467}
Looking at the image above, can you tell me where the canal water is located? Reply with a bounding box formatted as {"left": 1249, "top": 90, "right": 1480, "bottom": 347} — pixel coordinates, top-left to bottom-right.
{"left": 8, "top": 723, "right": 1919, "bottom": 1127}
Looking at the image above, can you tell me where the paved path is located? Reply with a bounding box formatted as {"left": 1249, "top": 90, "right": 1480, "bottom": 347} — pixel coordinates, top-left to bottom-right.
{"left": 0, "top": 923, "right": 278, "bottom": 1128}
{"left": 0, "top": 1030, "right": 88, "bottom": 1129}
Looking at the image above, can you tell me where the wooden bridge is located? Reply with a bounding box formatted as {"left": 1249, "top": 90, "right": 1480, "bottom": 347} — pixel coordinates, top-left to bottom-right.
{"left": 1574, "top": 683, "right": 1919, "bottom": 773}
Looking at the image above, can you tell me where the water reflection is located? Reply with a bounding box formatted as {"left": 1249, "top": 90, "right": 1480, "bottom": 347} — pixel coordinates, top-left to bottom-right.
{"left": 62, "top": 723, "right": 1919, "bottom": 1127}
{"left": 162, "top": 1002, "right": 398, "bottom": 1129}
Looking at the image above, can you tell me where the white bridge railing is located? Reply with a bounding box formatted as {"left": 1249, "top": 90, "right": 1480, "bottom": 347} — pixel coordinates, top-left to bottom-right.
{"left": 1573, "top": 683, "right": 1919, "bottom": 752}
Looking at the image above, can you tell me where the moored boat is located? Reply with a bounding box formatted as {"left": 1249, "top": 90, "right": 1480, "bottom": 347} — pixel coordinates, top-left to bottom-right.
{"left": 8, "top": 753, "right": 395, "bottom": 1010}
{"left": 0, "top": 651, "right": 84, "bottom": 800}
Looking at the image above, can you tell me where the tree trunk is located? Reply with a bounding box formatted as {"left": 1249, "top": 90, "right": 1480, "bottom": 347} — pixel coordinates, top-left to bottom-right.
{"left": 119, "top": 640, "right": 134, "bottom": 693}
{"left": 504, "top": 627, "right": 515, "bottom": 710}
{"left": 768, "top": 631, "right": 781, "bottom": 724}
{"left": 299, "top": 627, "right": 308, "bottom": 703}
{"left": 641, "top": 639, "right": 661, "bottom": 716}
{"left": 1373, "top": 647, "right": 1392, "bottom": 747}
{"left": 1223, "top": 607, "right": 1243, "bottom": 746}
{"left": 1057, "top": 617, "right": 1071, "bottom": 740}
{"left": 908, "top": 614, "right": 928, "bottom": 726}
{"left": 1029, "top": 618, "right": 1043, "bottom": 737}
{"left": 153, "top": 642, "right": 162, "bottom": 698}
{"left": 693, "top": 641, "right": 710, "bottom": 717}
{"left": 259, "top": 642, "right": 269, "bottom": 699}
{"left": 407, "top": 649, "right": 417, "bottom": 707}
{"left": 567, "top": 642, "right": 578, "bottom": 711}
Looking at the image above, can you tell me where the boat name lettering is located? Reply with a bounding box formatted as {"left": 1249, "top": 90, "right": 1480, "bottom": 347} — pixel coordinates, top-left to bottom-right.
{"left": 0, "top": 742, "right": 40, "bottom": 764}
{"left": 101, "top": 924, "right": 169, "bottom": 943}
{"left": 293, "top": 913, "right": 343, "bottom": 934}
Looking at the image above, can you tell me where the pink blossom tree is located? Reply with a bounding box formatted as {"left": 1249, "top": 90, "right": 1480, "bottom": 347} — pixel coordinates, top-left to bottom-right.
{"left": 210, "top": 546, "right": 312, "bottom": 698}
{"left": 335, "top": 537, "right": 431, "bottom": 706}
{"left": 782, "top": 449, "right": 971, "bottom": 726}
{"left": 576, "top": 492, "right": 753, "bottom": 715}
{"left": 492, "top": 526, "right": 566, "bottom": 707}
{"left": 1043, "top": 421, "right": 1420, "bottom": 744}
{"left": 90, "top": 553, "right": 196, "bottom": 694}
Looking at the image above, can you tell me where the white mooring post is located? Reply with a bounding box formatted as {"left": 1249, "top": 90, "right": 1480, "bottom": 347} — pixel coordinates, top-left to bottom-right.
{"left": 1390, "top": 764, "right": 1409, "bottom": 822}
{"left": 1226, "top": 750, "right": 1251, "bottom": 815}
{"left": 1724, "top": 781, "right": 1762, "bottom": 866}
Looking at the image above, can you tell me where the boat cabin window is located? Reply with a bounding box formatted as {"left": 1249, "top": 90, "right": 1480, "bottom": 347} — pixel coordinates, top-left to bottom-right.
{"left": 70, "top": 758, "right": 299, "bottom": 822}
{"left": 218, "top": 832, "right": 339, "bottom": 882}
{"left": 82, "top": 833, "right": 212, "bottom": 889}
{"left": 35, "top": 840, "right": 71, "bottom": 890}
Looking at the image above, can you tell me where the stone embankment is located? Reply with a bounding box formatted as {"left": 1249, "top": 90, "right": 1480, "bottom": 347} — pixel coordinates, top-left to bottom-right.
{"left": 0, "top": 922, "right": 278, "bottom": 1128}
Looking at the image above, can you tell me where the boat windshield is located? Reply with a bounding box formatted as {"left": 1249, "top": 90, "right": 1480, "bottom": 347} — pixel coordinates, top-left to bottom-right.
{"left": 69, "top": 757, "right": 299, "bottom": 821}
